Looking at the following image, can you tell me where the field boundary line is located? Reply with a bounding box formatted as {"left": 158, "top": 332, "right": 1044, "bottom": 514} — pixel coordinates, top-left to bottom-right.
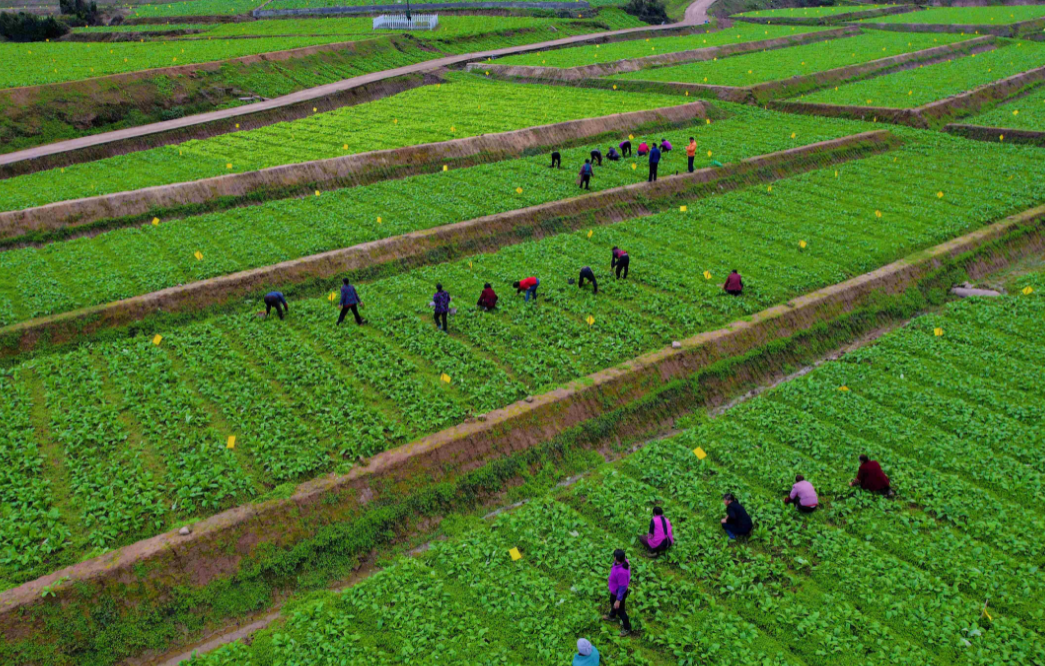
{"left": 0, "top": 101, "right": 708, "bottom": 240}
{"left": 944, "top": 123, "right": 1045, "bottom": 147}
{"left": 0, "top": 129, "right": 896, "bottom": 354}
{"left": 254, "top": 1, "right": 592, "bottom": 17}
{"left": 857, "top": 15, "right": 1045, "bottom": 38}
{"left": 3, "top": 197, "right": 1043, "bottom": 644}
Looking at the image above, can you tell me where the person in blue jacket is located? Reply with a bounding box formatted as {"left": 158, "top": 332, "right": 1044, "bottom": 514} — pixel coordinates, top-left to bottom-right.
{"left": 648, "top": 142, "right": 661, "bottom": 183}
{"left": 579, "top": 159, "right": 593, "bottom": 190}
{"left": 573, "top": 638, "right": 600, "bottom": 666}
{"left": 264, "top": 291, "right": 288, "bottom": 320}
{"left": 337, "top": 278, "right": 365, "bottom": 326}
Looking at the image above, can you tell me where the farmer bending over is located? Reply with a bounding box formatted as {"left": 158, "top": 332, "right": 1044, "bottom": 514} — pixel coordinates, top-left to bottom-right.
{"left": 784, "top": 475, "right": 818, "bottom": 513}
{"left": 578, "top": 266, "right": 598, "bottom": 294}
{"left": 477, "top": 282, "right": 498, "bottom": 310}
{"left": 590, "top": 148, "right": 603, "bottom": 166}
{"left": 721, "top": 493, "right": 752, "bottom": 540}
{"left": 619, "top": 139, "right": 632, "bottom": 157}
{"left": 337, "top": 278, "right": 365, "bottom": 326}
{"left": 551, "top": 150, "right": 561, "bottom": 168}
{"left": 514, "top": 276, "right": 540, "bottom": 302}
{"left": 660, "top": 138, "right": 673, "bottom": 152}
{"left": 264, "top": 291, "right": 288, "bottom": 320}
{"left": 723, "top": 269, "right": 743, "bottom": 296}
{"left": 639, "top": 506, "right": 673, "bottom": 556}
{"left": 611, "top": 247, "right": 630, "bottom": 280}
{"left": 637, "top": 141, "right": 649, "bottom": 157}
{"left": 851, "top": 454, "right": 893, "bottom": 496}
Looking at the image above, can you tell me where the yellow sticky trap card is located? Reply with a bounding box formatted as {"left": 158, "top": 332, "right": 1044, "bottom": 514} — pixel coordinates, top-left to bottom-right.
{"left": 152, "top": 334, "right": 163, "bottom": 345}
{"left": 587, "top": 230, "right": 593, "bottom": 238}
{"left": 315, "top": 190, "right": 321, "bottom": 197}
{"left": 515, "top": 187, "right": 523, "bottom": 194}
{"left": 631, "top": 163, "right": 637, "bottom": 170}
{"left": 443, "top": 165, "right": 448, "bottom": 171}
{"left": 1022, "top": 286, "right": 1034, "bottom": 295}
{"left": 875, "top": 210, "right": 882, "bottom": 218}
{"left": 799, "top": 240, "right": 807, "bottom": 249}
{"left": 226, "top": 163, "right": 233, "bottom": 170}
{"left": 680, "top": 205, "right": 687, "bottom": 212}
{"left": 152, "top": 217, "right": 160, "bottom": 226}
{"left": 628, "top": 134, "right": 634, "bottom": 140}
{"left": 227, "top": 436, "right": 236, "bottom": 450}
{"left": 838, "top": 386, "right": 849, "bottom": 392}
{"left": 703, "top": 270, "right": 711, "bottom": 280}
{"left": 194, "top": 250, "right": 203, "bottom": 261}
{"left": 509, "top": 547, "right": 522, "bottom": 561}
{"left": 937, "top": 191, "right": 944, "bottom": 199}
{"left": 586, "top": 315, "right": 595, "bottom": 326}
{"left": 440, "top": 373, "right": 452, "bottom": 384}
{"left": 934, "top": 328, "right": 943, "bottom": 337}
{"left": 693, "top": 447, "right": 707, "bottom": 460}
{"left": 377, "top": 216, "right": 382, "bottom": 224}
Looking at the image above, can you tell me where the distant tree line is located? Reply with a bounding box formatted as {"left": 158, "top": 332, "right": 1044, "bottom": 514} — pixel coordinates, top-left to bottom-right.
{"left": 0, "top": 0, "right": 100, "bottom": 42}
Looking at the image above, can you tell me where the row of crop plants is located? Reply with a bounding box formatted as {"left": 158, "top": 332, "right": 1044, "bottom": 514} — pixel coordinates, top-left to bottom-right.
{"left": 494, "top": 22, "right": 826, "bottom": 68}
{"left": 865, "top": 5, "right": 1045, "bottom": 26}
{"left": 3, "top": 130, "right": 1045, "bottom": 587}
{"left": 0, "top": 105, "right": 879, "bottom": 327}
{"left": 608, "top": 30, "right": 972, "bottom": 87}
{"left": 0, "top": 75, "right": 688, "bottom": 213}
{"left": 188, "top": 293, "right": 1045, "bottom": 666}
{"left": 799, "top": 39, "right": 1045, "bottom": 108}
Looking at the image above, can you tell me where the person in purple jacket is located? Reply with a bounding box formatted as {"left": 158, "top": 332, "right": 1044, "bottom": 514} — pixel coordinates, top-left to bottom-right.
{"left": 783, "top": 474, "right": 818, "bottom": 513}
{"left": 638, "top": 506, "right": 674, "bottom": 556}
{"left": 602, "top": 549, "right": 633, "bottom": 637}
{"left": 432, "top": 283, "right": 451, "bottom": 332}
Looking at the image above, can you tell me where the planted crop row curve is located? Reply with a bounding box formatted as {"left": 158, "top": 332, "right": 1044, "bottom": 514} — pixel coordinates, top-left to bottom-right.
{"left": 2, "top": 130, "right": 1044, "bottom": 588}
{"left": 188, "top": 293, "right": 1045, "bottom": 666}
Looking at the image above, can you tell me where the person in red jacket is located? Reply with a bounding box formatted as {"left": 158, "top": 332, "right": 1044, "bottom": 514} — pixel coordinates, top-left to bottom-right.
{"left": 477, "top": 283, "right": 498, "bottom": 311}
{"left": 513, "top": 276, "right": 540, "bottom": 302}
{"left": 850, "top": 454, "right": 893, "bottom": 495}
{"left": 723, "top": 269, "right": 743, "bottom": 296}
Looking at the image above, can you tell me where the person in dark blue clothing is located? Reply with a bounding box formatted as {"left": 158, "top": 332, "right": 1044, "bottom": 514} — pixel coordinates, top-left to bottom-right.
{"left": 590, "top": 148, "right": 602, "bottom": 166}
{"left": 648, "top": 142, "right": 661, "bottom": 183}
{"left": 721, "top": 493, "right": 752, "bottom": 540}
{"left": 579, "top": 159, "right": 593, "bottom": 190}
{"left": 264, "top": 291, "right": 288, "bottom": 320}
{"left": 337, "top": 278, "right": 365, "bottom": 326}
{"left": 432, "top": 283, "right": 451, "bottom": 332}
{"left": 551, "top": 150, "right": 561, "bottom": 169}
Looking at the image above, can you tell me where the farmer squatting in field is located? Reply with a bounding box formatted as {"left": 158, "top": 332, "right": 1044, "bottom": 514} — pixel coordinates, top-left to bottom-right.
{"left": 851, "top": 454, "right": 893, "bottom": 496}
{"left": 721, "top": 493, "right": 753, "bottom": 540}
{"left": 784, "top": 475, "right": 819, "bottom": 513}
{"left": 639, "top": 506, "right": 674, "bottom": 556}
{"left": 477, "top": 283, "right": 498, "bottom": 310}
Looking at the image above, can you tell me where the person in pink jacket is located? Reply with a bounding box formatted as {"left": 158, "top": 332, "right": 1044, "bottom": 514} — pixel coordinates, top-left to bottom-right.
{"left": 638, "top": 506, "right": 674, "bottom": 556}
{"left": 602, "top": 549, "right": 633, "bottom": 637}
{"left": 783, "top": 474, "right": 818, "bottom": 513}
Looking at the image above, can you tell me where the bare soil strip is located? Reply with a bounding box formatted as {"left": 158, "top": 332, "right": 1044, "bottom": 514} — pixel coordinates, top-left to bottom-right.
{"left": 944, "top": 123, "right": 1045, "bottom": 147}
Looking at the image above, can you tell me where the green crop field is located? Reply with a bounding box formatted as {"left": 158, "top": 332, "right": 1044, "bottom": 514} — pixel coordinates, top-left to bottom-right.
{"left": 0, "top": 77, "right": 686, "bottom": 213}
{"left": 0, "top": 106, "right": 874, "bottom": 327}
{"left": 496, "top": 23, "right": 825, "bottom": 68}
{"left": 800, "top": 41, "right": 1045, "bottom": 108}
{"left": 739, "top": 3, "right": 892, "bottom": 18}
{"left": 128, "top": 0, "right": 268, "bottom": 17}
{"left": 2, "top": 127, "right": 1045, "bottom": 587}
{"left": 964, "top": 83, "right": 1045, "bottom": 131}
{"left": 169, "top": 292, "right": 1045, "bottom": 666}
{"left": 0, "top": 36, "right": 349, "bottom": 90}
{"left": 867, "top": 5, "right": 1045, "bottom": 25}
{"left": 608, "top": 30, "right": 970, "bottom": 86}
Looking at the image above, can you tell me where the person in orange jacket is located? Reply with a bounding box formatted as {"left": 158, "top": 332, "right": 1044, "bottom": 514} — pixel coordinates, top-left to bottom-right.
{"left": 686, "top": 137, "right": 697, "bottom": 173}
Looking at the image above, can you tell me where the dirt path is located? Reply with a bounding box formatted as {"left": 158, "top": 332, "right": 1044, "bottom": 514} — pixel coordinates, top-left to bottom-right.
{"left": 0, "top": 0, "right": 715, "bottom": 169}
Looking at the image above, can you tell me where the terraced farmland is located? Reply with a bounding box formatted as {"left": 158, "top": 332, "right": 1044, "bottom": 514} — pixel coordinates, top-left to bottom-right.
{"left": 962, "top": 83, "right": 1045, "bottom": 131}
{"left": 800, "top": 40, "right": 1045, "bottom": 108}
{"left": 2, "top": 126, "right": 1044, "bottom": 587}
{"left": 495, "top": 23, "right": 826, "bottom": 68}
{"left": 739, "top": 3, "right": 893, "bottom": 19}
{"left": 0, "top": 77, "right": 687, "bottom": 212}
{"left": 187, "top": 292, "right": 1045, "bottom": 666}
{"left": 608, "top": 30, "right": 971, "bottom": 86}
{"left": 867, "top": 5, "right": 1045, "bottom": 25}
{"left": 0, "top": 106, "right": 872, "bottom": 326}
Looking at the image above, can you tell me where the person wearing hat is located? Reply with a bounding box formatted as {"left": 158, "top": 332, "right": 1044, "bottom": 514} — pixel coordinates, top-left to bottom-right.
{"left": 573, "top": 638, "right": 600, "bottom": 666}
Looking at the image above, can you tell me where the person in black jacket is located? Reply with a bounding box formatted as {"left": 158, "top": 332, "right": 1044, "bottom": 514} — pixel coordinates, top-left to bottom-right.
{"left": 578, "top": 266, "right": 598, "bottom": 294}
{"left": 551, "top": 150, "right": 561, "bottom": 168}
{"left": 720, "top": 493, "right": 752, "bottom": 540}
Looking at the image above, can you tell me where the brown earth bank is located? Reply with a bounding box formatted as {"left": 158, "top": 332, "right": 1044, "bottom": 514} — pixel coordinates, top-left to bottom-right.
{"left": 0, "top": 130, "right": 896, "bottom": 356}
{"left": 0, "top": 101, "right": 709, "bottom": 240}
{"left": 3, "top": 200, "right": 1043, "bottom": 666}
{"left": 858, "top": 15, "right": 1045, "bottom": 37}
{"left": 944, "top": 122, "right": 1045, "bottom": 146}
{"left": 473, "top": 25, "right": 860, "bottom": 81}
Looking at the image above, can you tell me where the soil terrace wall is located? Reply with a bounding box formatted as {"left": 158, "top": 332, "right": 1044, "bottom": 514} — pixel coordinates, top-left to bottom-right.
{"left": 0, "top": 130, "right": 896, "bottom": 355}
{"left": 0, "top": 101, "right": 709, "bottom": 240}
{"left": 944, "top": 123, "right": 1045, "bottom": 147}
{"left": 254, "top": 1, "right": 591, "bottom": 17}
{"left": 858, "top": 16, "right": 1045, "bottom": 38}
{"left": 0, "top": 71, "right": 440, "bottom": 180}
{"left": 471, "top": 26, "right": 860, "bottom": 81}
{"left": 771, "top": 62, "right": 1045, "bottom": 128}
{"left": 3, "top": 199, "right": 1043, "bottom": 648}
{"left": 732, "top": 4, "right": 916, "bottom": 25}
